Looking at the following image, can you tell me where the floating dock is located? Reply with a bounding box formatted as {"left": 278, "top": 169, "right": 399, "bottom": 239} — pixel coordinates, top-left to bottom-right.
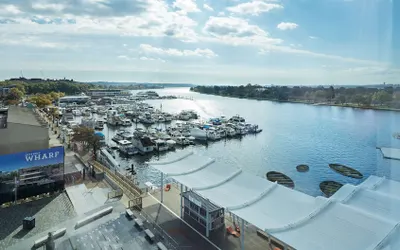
{"left": 378, "top": 147, "right": 400, "bottom": 160}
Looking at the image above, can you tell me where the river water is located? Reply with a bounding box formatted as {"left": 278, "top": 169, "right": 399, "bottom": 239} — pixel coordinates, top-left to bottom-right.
{"left": 96, "top": 87, "right": 400, "bottom": 197}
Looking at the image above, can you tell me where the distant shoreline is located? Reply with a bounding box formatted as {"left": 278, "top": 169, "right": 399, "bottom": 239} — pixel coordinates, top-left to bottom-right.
{"left": 190, "top": 91, "right": 400, "bottom": 112}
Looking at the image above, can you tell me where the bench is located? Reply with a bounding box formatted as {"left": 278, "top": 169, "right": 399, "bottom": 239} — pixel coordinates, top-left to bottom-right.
{"left": 134, "top": 218, "right": 144, "bottom": 228}
{"left": 33, "top": 228, "right": 67, "bottom": 249}
{"left": 144, "top": 229, "right": 155, "bottom": 242}
{"left": 156, "top": 242, "right": 168, "bottom": 250}
{"left": 125, "top": 209, "right": 134, "bottom": 219}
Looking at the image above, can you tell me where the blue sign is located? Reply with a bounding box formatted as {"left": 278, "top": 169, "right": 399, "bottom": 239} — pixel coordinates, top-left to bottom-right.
{"left": 0, "top": 146, "right": 64, "bottom": 173}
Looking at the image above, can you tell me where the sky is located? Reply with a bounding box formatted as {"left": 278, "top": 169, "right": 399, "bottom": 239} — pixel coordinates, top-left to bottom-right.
{"left": 0, "top": 0, "right": 399, "bottom": 85}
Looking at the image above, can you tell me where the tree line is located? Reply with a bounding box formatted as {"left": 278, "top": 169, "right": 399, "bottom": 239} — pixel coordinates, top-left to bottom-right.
{"left": 0, "top": 78, "right": 95, "bottom": 106}
{"left": 191, "top": 84, "right": 400, "bottom": 108}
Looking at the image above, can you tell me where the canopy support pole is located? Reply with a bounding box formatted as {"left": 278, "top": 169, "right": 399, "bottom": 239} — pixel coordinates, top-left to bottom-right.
{"left": 160, "top": 172, "right": 164, "bottom": 203}
{"left": 240, "top": 218, "right": 245, "bottom": 250}
{"left": 206, "top": 209, "right": 210, "bottom": 238}
{"left": 180, "top": 184, "right": 183, "bottom": 217}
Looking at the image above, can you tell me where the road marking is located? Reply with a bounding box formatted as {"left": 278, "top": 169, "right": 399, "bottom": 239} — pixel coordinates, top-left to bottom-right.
{"left": 148, "top": 193, "right": 221, "bottom": 250}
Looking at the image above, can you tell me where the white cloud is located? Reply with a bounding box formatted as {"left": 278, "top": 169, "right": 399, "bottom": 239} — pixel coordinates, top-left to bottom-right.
{"left": 203, "top": 4, "right": 214, "bottom": 11}
{"left": 0, "top": 4, "right": 23, "bottom": 15}
{"left": 139, "top": 56, "right": 166, "bottom": 63}
{"left": 172, "top": 0, "right": 200, "bottom": 13}
{"left": 227, "top": 1, "right": 283, "bottom": 16}
{"left": 32, "top": 3, "right": 65, "bottom": 12}
{"left": 309, "top": 36, "right": 318, "bottom": 39}
{"left": 0, "top": 34, "right": 75, "bottom": 49}
{"left": 117, "top": 55, "right": 130, "bottom": 60}
{"left": 123, "top": 44, "right": 128, "bottom": 47}
{"left": 218, "top": 11, "right": 225, "bottom": 16}
{"left": 139, "top": 44, "right": 217, "bottom": 58}
{"left": 202, "top": 16, "right": 282, "bottom": 46}
{"left": 277, "top": 22, "right": 299, "bottom": 30}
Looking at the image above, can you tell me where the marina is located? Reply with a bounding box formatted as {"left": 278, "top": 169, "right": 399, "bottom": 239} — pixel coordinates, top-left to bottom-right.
{"left": 54, "top": 87, "right": 400, "bottom": 197}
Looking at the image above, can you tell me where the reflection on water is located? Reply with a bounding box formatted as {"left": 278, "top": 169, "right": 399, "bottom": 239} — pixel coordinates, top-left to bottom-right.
{"left": 89, "top": 88, "right": 400, "bottom": 196}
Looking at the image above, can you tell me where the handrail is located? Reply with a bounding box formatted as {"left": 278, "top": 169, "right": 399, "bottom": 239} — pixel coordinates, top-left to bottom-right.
{"left": 89, "top": 161, "right": 142, "bottom": 199}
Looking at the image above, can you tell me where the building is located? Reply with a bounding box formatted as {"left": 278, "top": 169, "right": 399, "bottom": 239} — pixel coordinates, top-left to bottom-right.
{"left": 58, "top": 95, "right": 90, "bottom": 105}
{"left": 87, "top": 89, "right": 131, "bottom": 98}
{"left": 149, "top": 151, "right": 400, "bottom": 250}
{"left": 0, "top": 85, "right": 16, "bottom": 97}
{"left": 0, "top": 106, "right": 49, "bottom": 155}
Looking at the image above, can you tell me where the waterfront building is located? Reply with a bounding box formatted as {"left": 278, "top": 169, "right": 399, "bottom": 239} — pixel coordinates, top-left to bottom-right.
{"left": 0, "top": 106, "right": 49, "bottom": 155}
{"left": 86, "top": 89, "right": 131, "bottom": 98}
{"left": 58, "top": 95, "right": 90, "bottom": 105}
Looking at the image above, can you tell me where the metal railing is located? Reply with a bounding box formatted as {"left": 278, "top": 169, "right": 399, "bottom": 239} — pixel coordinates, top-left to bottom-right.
{"left": 132, "top": 204, "right": 180, "bottom": 250}
{"left": 89, "top": 161, "right": 142, "bottom": 200}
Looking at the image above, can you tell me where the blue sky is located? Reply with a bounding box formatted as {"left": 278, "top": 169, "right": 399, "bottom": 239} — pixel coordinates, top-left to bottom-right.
{"left": 0, "top": 0, "right": 398, "bottom": 85}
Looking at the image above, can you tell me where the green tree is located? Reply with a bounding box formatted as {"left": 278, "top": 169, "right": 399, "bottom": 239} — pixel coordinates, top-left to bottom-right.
{"left": 71, "top": 126, "right": 102, "bottom": 159}
{"left": 328, "top": 86, "right": 335, "bottom": 101}
{"left": 28, "top": 94, "right": 52, "bottom": 108}
{"left": 372, "top": 90, "right": 392, "bottom": 105}
{"left": 335, "top": 95, "right": 346, "bottom": 104}
{"left": 5, "top": 88, "right": 24, "bottom": 104}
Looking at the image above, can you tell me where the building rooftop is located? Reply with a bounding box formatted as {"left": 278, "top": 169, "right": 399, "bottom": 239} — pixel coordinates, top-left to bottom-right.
{"left": 59, "top": 95, "right": 89, "bottom": 100}
{"left": 7, "top": 106, "right": 42, "bottom": 126}
{"left": 148, "top": 150, "right": 400, "bottom": 250}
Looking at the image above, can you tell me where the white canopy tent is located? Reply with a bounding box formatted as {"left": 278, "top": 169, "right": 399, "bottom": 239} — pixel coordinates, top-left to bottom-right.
{"left": 147, "top": 151, "right": 400, "bottom": 250}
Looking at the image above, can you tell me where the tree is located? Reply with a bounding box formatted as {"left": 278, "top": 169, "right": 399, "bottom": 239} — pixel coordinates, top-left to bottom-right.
{"left": 5, "top": 88, "right": 24, "bottom": 105}
{"left": 28, "top": 94, "right": 52, "bottom": 108}
{"left": 71, "top": 126, "right": 102, "bottom": 159}
{"left": 372, "top": 90, "right": 392, "bottom": 105}
{"left": 335, "top": 95, "right": 346, "bottom": 104}
{"left": 328, "top": 86, "right": 335, "bottom": 101}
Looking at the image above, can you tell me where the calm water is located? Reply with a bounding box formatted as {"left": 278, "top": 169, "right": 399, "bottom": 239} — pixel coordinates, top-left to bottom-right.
{"left": 96, "top": 88, "right": 400, "bottom": 197}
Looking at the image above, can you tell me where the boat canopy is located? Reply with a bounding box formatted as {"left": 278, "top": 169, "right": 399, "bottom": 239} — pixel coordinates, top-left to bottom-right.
{"left": 118, "top": 140, "right": 132, "bottom": 145}
{"left": 147, "top": 151, "right": 400, "bottom": 250}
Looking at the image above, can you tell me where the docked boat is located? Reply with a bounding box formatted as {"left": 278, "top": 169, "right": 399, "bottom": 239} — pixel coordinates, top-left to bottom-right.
{"left": 175, "top": 136, "right": 191, "bottom": 146}
{"left": 132, "top": 136, "right": 154, "bottom": 155}
{"left": 166, "top": 139, "right": 177, "bottom": 149}
{"left": 121, "top": 118, "right": 132, "bottom": 126}
{"left": 118, "top": 140, "right": 138, "bottom": 156}
{"left": 229, "top": 115, "right": 245, "bottom": 123}
{"left": 72, "top": 109, "right": 82, "bottom": 116}
{"left": 247, "top": 124, "right": 262, "bottom": 134}
{"left": 190, "top": 128, "right": 207, "bottom": 140}
{"left": 154, "top": 139, "right": 169, "bottom": 151}
{"left": 112, "top": 130, "right": 133, "bottom": 142}
{"left": 95, "top": 119, "right": 105, "bottom": 130}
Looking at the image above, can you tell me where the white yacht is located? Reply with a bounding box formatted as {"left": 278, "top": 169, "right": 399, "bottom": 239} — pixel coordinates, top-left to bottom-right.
{"left": 122, "top": 118, "right": 132, "bottom": 126}
{"left": 72, "top": 109, "right": 82, "bottom": 116}
{"left": 175, "top": 136, "right": 191, "bottom": 146}
{"left": 118, "top": 140, "right": 138, "bottom": 156}
{"left": 207, "top": 129, "right": 221, "bottom": 140}
{"left": 190, "top": 128, "right": 207, "bottom": 141}
{"left": 229, "top": 115, "right": 245, "bottom": 123}
{"left": 154, "top": 139, "right": 169, "bottom": 151}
